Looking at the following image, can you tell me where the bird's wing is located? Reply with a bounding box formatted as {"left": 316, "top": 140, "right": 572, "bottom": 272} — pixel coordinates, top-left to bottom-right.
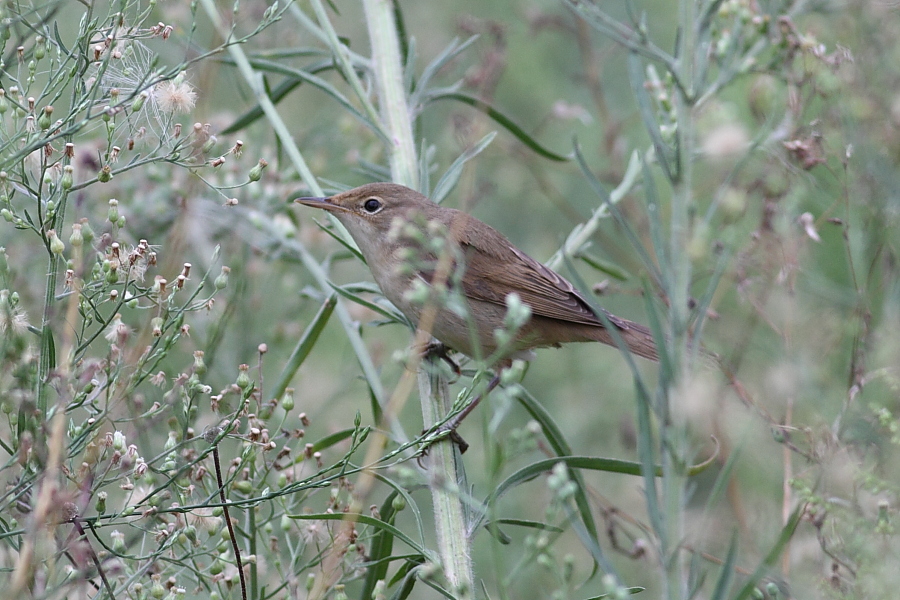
{"left": 455, "top": 220, "right": 631, "bottom": 330}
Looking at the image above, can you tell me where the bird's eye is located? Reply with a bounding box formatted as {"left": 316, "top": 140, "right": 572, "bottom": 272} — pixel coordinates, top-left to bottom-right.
{"left": 363, "top": 198, "right": 382, "bottom": 213}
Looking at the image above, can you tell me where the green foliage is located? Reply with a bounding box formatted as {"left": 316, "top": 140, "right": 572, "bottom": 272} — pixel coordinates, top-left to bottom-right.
{"left": 0, "top": 0, "right": 898, "bottom": 599}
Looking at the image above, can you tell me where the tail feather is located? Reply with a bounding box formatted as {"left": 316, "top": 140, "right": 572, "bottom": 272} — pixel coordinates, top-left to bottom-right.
{"left": 592, "top": 318, "right": 659, "bottom": 362}
{"left": 593, "top": 318, "right": 720, "bottom": 366}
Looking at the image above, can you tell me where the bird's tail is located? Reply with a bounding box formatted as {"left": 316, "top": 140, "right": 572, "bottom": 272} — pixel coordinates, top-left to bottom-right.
{"left": 591, "top": 317, "right": 659, "bottom": 362}
{"left": 593, "top": 316, "right": 721, "bottom": 366}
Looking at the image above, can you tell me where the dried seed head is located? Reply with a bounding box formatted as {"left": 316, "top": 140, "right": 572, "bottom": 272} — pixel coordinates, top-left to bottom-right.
{"left": 155, "top": 76, "right": 197, "bottom": 114}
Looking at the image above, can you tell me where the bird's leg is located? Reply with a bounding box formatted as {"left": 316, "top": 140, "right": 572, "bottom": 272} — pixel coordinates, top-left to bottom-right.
{"left": 432, "top": 373, "right": 502, "bottom": 454}
{"left": 422, "top": 340, "right": 462, "bottom": 377}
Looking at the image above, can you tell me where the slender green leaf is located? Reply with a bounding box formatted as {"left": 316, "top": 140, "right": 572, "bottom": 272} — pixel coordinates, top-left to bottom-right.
{"left": 431, "top": 131, "right": 496, "bottom": 204}
{"left": 639, "top": 154, "right": 670, "bottom": 287}
{"left": 565, "top": 503, "right": 619, "bottom": 580}
{"left": 705, "top": 443, "right": 741, "bottom": 514}
{"left": 270, "top": 294, "right": 337, "bottom": 402}
{"left": 627, "top": 53, "right": 676, "bottom": 182}
{"left": 329, "top": 282, "right": 409, "bottom": 325}
{"left": 411, "top": 36, "right": 478, "bottom": 103}
{"left": 710, "top": 532, "right": 740, "bottom": 600}
{"left": 229, "top": 59, "right": 389, "bottom": 144}
{"left": 371, "top": 472, "right": 428, "bottom": 543}
{"left": 368, "top": 386, "right": 384, "bottom": 428}
{"left": 487, "top": 455, "right": 662, "bottom": 509}
{"left": 424, "top": 91, "right": 568, "bottom": 161}
{"left": 355, "top": 158, "right": 393, "bottom": 182}
{"left": 483, "top": 516, "right": 564, "bottom": 543}
{"left": 311, "top": 218, "right": 365, "bottom": 262}
{"left": 391, "top": 0, "right": 409, "bottom": 67}
{"left": 576, "top": 251, "right": 630, "bottom": 280}
{"left": 492, "top": 518, "right": 564, "bottom": 532}
{"left": 690, "top": 244, "right": 731, "bottom": 349}
{"left": 361, "top": 491, "right": 400, "bottom": 600}
{"left": 222, "top": 59, "right": 335, "bottom": 133}
{"left": 561, "top": 257, "right": 665, "bottom": 542}
{"left": 291, "top": 512, "right": 426, "bottom": 554}
{"left": 300, "top": 428, "right": 357, "bottom": 456}
{"left": 572, "top": 141, "right": 663, "bottom": 287}
{"left": 640, "top": 277, "right": 673, "bottom": 380}
{"left": 733, "top": 506, "right": 803, "bottom": 600}
{"left": 387, "top": 557, "right": 426, "bottom": 599}
{"left": 512, "top": 388, "right": 600, "bottom": 548}
{"left": 582, "top": 587, "right": 645, "bottom": 599}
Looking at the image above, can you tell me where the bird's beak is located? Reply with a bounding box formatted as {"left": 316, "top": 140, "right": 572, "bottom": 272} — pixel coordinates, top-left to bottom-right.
{"left": 294, "top": 196, "right": 346, "bottom": 212}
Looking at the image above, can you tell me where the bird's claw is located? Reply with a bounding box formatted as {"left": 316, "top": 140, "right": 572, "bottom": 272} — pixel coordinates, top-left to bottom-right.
{"left": 422, "top": 341, "right": 462, "bottom": 378}
{"left": 417, "top": 424, "right": 470, "bottom": 461}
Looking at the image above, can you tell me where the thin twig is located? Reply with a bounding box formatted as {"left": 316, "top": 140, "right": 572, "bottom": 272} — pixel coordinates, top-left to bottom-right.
{"left": 212, "top": 443, "right": 247, "bottom": 600}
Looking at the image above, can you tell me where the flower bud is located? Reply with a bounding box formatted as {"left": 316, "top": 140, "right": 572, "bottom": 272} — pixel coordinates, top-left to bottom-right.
{"left": 192, "top": 351, "right": 207, "bottom": 376}
{"left": 111, "top": 529, "right": 126, "bottom": 553}
{"left": 247, "top": 158, "right": 268, "bottom": 182}
{"left": 183, "top": 525, "right": 198, "bottom": 545}
{"left": 80, "top": 219, "right": 95, "bottom": 243}
{"left": 37, "top": 105, "right": 52, "bottom": 130}
{"left": 61, "top": 164, "right": 74, "bottom": 189}
{"left": 164, "top": 431, "right": 178, "bottom": 452}
{"left": 236, "top": 364, "right": 251, "bottom": 390}
{"left": 48, "top": 229, "right": 65, "bottom": 255}
{"left": 209, "top": 557, "right": 224, "bottom": 575}
{"left": 107, "top": 199, "right": 119, "bottom": 222}
{"left": 132, "top": 90, "right": 148, "bottom": 112}
{"left": 214, "top": 266, "right": 230, "bottom": 290}
{"left": 69, "top": 223, "right": 83, "bottom": 247}
{"left": 503, "top": 292, "right": 531, "bottom": 330}
{"left": 232, "top": 480, "right": 252, "bottom": 494}
{"left": 281, "top": 388, "right": 294, "bottom": 412}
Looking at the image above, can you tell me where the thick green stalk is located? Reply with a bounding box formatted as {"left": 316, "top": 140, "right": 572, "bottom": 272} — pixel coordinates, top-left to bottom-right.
{"left": 362, "top": 0, "right": 473, "bottom": 596}
{"left": 362, "top": 0, "right": 419, "bottom": 190}
{"left": 661, "top": 0, "right": 698, "bottom": 598}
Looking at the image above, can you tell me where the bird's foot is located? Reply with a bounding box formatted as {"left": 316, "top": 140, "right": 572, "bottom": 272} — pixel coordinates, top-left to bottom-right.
{"left": 421, "top": 341, "right": 462, "bottom": 378}
{"left": 417, "top": 373, "right": 502, "bottom": 457}
{"left": 418, "top": 426, "right": 470, "bottom": 458}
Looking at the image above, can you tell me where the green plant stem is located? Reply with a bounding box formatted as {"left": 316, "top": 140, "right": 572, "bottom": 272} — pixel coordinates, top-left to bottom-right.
{"left": 362, "top": 0, "right": 419, "bottom": 190}
{"left": 418, "top": 367, "right": 473, "bottom": 598}
{"left": 660, "top": 0, "right": 698, "bottom": 598}
{"left": 308, "top": 0, "right": 390, "bottom": 142}
{"left": 362, "top": 0, "right": 473, "bottom": 595}
{"left": 198, "top": 0, "right": 405, "bottom": 443}
{"left": 546, "top": 149, "right": 642, "bottom": 271}
{"left": 36, "top": 250, "right": 59, "bottom": 417}
{"left": 248, "top": 492, "right": 258, "bottom": 600}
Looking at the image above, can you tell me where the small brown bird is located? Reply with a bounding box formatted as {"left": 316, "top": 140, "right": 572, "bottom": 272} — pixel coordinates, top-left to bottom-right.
{"left": 295, "top": 182, "right": 658, "bottom": 364}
